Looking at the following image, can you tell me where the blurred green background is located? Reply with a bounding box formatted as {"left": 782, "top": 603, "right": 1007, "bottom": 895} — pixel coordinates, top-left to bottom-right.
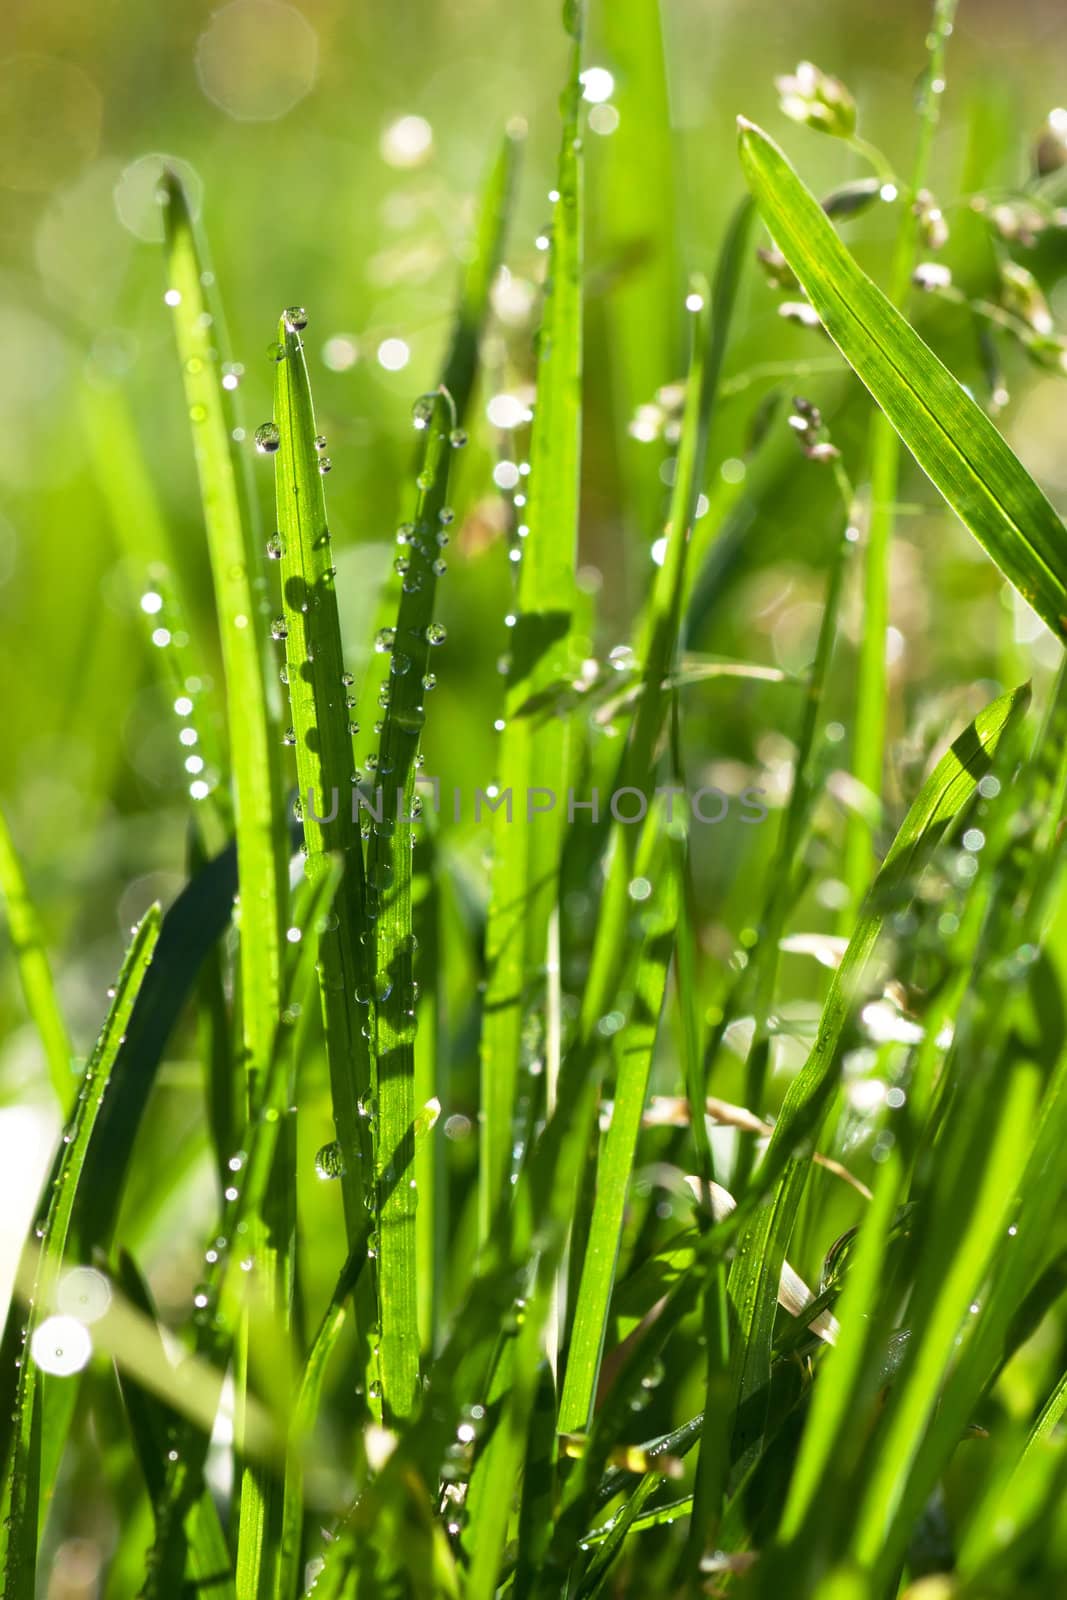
{"left": 2, "top": 0, "right": 1067, "bottom": 1318}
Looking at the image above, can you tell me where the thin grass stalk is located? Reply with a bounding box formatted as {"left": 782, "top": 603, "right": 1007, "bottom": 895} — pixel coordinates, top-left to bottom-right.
{"left": 842, "top": 0, "right": 960, "bottom": 904}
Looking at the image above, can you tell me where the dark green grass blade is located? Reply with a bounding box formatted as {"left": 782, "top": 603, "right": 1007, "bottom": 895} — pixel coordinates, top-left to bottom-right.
{"left": 478, "top": 0, "right": 585, "bottom": 1243}
{"left": 724, "top": 685, "right": 1030, "bottom": 1486}
{"left": 74, "top": 838, "right": 239, "bottom": 1252}
{"left": 737, "top": 119, "right": 1067, "bottom": 642}
{"left": 0, "top": 802, "right": 74, "bottom": 1112}
{"left": 272, "top": 312, "right": 373, "bottom": 1241}
{"left": 1, "top": 908, "right": 160, "bottom": 1599}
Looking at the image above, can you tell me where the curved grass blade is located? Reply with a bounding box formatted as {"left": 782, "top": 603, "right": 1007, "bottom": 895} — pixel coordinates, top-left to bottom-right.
{"left": 478, "top": 0, "right": 585, "bottom": 1243}
{"left": 737, "top": 120, "right": 1067, "bottom": 643}
{"left": 272, "top": 312, "right": 373, "bottom": 1241}
{"left": 1, "top": 908, "right": 160, "bottom": 1600}
{"left": 0, "top": 802, "right": 74, "bottom": 1112}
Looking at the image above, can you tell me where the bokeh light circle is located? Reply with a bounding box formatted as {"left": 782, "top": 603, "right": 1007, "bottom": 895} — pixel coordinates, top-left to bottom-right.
{"left": 0, "top": 55, "right": 101, "bottom": 193}
{"left": 114, "top": 153, "right": 203, "bottom": 243}
{"left": 195, "top": 0, "right": 318, "bottom": 123}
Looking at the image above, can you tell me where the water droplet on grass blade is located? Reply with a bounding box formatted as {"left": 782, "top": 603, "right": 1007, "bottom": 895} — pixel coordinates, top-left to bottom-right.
{"left": 255, "top": 422, "right": 280, "bottom": 453}
{"left": 266, "top": 534, "right": 285, "bottom": 559}
{"left": 412, "top": 394, "right": 436, "bottom": 430}
{"left": 314, "top": 1141, "right": 346, "bottom": 1180}
{"left": 271, "top": 617, "right": 289, "bottom": 640}
{"left": 425, "top": 622, "right": 447, "bottom": 645}
{"left": 283, "top": 306, "right": 308, "bottom": 331}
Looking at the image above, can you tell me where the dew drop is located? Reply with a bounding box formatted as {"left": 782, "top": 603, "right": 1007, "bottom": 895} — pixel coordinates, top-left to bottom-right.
{"left": 283, "top": 305, "right": 308, "bottom": 332}
{"left": 255, "top": 422, "right": 280, "bottom": 454}
{"left": 412, "top": 394, "right": 436, "bottom": 431}
{"left": 271, "top": 617, "right": 289, "bottom": 640}
{"left": 318, "top": 457, "right": 332, "bottom": 475}
{"left": 266, "top": 534, "right": 285, "bottom": 560}
{"left": 376, "top": 627, "right": 396, "bottom": 653}
{"left": 425, "top": 622, "right": 447, "bottom": 646}
{"left": 314, "top": 1140, "right": 346, "bottom": 1180}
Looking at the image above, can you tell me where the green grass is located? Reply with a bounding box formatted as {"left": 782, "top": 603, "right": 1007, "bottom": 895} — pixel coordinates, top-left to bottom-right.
{"left": 4, "top": 2, "right": 1067, "bottom": 1597}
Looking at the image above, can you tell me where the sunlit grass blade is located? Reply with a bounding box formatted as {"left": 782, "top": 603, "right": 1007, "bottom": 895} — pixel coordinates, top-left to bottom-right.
{"left": 0, "top": 802, "right": 75, "bottom": 1112}
{"left": 1, "top": 907, "right": 160, "bottom": 1599}
{"left": 478, "top": 0, "right": 585, "bottom": 1244}
{"left": 161, "top": 170, "right": 287, "bottom": 1116}
{"left": 737, "top": 119, "right": 1067, "bottom": 643}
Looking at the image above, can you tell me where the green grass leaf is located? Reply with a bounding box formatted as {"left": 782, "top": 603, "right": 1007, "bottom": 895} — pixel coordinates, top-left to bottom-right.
{"left": 272, "top": 313, "right": 373, "bottom": 1241}
{"left": 737, "top": 118, "right": 1067, "bottom": 643}
{"left": 478, "top": 2, "right": 585, "bottom": 1244}
{"left": 367, "top": 392, "right": 454, "bottom": 1424}
{"left": 161, "top": 171, "right": 287, "bottom": 1109}
{"left": 1, "top": 907, "right": 161, "bottom": 1599}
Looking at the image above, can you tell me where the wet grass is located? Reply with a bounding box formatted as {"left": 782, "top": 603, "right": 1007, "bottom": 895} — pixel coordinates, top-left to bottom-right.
{"left": 3, "top": 1, "right": 1067, "bottom": 1596}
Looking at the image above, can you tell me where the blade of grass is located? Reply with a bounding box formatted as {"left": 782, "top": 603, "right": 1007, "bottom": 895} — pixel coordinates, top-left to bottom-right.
{"left": 557, "top": 821, "right": 678, "bottom": 1431}
{"left": 1, "top": 908, "right": 160, "bottom": 1600}
{"left": 478, "top": 0, "right": 585, "bottom": 1244}
{"left": 366, "top": 391, "right": 454, "bottom": 1424}
{"left": 0, "top": 802, "right": 75, "bottom": 1112}
{"left": 161, "top": 170, "right": 287, "bottom": 1121}
{"left": 737, "top": 121, "right": 1067, "bottom": 643}
{"left": 272, "top": 310, "right": 373, "bottom": 1241}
